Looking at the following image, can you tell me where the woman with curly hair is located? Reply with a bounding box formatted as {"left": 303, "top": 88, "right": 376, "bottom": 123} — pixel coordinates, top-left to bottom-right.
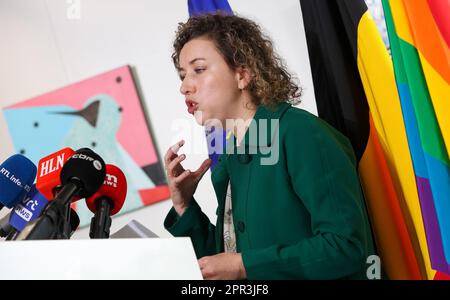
{"left": 163, "top": 13, "right": 375, "bottom": 280}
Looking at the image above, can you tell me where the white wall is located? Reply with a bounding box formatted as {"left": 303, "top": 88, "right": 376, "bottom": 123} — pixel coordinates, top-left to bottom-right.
{"left": 0, "top": 0, "right": 316, "bottom": 239}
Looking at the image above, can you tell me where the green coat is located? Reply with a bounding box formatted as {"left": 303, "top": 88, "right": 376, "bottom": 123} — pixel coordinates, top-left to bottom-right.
{"left": 164, "top": 103, "right": 375, "bottom": 279}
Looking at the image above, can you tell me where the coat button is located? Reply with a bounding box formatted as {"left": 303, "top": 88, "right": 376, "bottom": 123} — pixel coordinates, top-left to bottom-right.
{"left": 237, "top": 221, "right": 245, "bottom": 233}
{"left": 237, "top": 154, "right": 252, "bottom": 164}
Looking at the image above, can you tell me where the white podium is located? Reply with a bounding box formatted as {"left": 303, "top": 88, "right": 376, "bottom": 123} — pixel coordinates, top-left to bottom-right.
{"left": 0, "top": 238, "right": 202, "bottom": 280}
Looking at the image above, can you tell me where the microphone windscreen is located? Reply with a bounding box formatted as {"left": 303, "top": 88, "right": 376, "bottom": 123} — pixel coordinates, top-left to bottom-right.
{"left": 86, "top": 164, "right": 127, "bottom": 216}
{"left": 9, "top": 185, "right": 49, "bottom": 231}
{"left": 0, "top": 154, "right": 37, "bottom": 208}
{"left": 60, "top": 148, "right": 106, "bottom": 198}
{"left": 36, "top": 148, "right": 75, "bottom": 200}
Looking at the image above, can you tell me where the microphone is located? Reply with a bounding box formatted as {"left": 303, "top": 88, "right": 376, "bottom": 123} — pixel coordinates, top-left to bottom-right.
{"left": 4, "top": 185, "right": 49, "bottom": 240}
{"left": 35, "top": 147, "right": 84, "bottom": 240}
{"left": 17, "top": 148, "right": 106, "bottom": 240}
{"left": 0, "top": 154, "right": 37, "bottom": 211}
{"left": 36, "top": 148, "right": 75, "bottom": 200}
{"left": 86, "top": 164, "right": 127, "bottom": 239}
{"left": 1, "top": 149, "right": 73, "bottom": 238}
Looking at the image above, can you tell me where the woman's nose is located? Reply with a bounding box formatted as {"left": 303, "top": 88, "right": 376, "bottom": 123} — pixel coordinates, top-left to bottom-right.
{"left": 180, "top": 77, "right": 195, "bottom": 95}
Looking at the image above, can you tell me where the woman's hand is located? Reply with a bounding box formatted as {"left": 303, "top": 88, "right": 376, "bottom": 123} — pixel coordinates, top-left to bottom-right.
{"left": 164, "top": 140, "right": 212, "bottom": 216}
{"left": 198, "top": 253, "right": 247, "bottom": 280}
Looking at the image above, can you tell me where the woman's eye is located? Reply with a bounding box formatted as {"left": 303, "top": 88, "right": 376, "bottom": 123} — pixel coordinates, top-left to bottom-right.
{"left": 195, "top": 68, "right": 206, "bottom": 74}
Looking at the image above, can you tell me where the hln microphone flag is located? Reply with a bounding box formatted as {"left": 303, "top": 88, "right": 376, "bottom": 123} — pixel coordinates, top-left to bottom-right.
{"left": 382, "top": 0, "right": 450, "bottom": 276}
{"left": 300, "top": 0, "right": 436, "bottom": 279}
{"left": 187, "top": 0, "right": 232, "bottom": 170}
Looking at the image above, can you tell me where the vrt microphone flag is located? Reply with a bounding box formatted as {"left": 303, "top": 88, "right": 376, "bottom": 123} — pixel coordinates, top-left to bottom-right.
{"left": 187, "top": 0, "right": 232, "bottom": 170}
{"left": 382, "top": 0, "right": 450, "bottom": 277}
{"left": 300, "top": 0, "right": 435, "bottom": 279}
{"left": 9, "top": 185, "right": 48, "bottom": 232}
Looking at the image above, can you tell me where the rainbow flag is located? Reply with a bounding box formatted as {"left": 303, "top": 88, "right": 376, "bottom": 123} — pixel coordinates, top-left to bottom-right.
{"left": 382, "top": 0, "right": 450, "bottom": 275}
{"left": 300, "top": 0, "right": 435, "bottom": 279}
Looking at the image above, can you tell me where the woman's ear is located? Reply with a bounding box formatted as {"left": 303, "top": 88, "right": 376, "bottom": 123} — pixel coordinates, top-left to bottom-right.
{"left": 236, "top": 66, "right": 252, "bottom": 90}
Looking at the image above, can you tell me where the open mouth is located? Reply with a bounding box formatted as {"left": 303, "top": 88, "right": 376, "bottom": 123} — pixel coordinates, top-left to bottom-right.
{"left": 185, "top": 99, "right": 198, "bottom": 115}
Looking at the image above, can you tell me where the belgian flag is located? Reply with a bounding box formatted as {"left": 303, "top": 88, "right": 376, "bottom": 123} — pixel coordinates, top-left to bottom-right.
{"left": 300, "top": 0, "right": 434, "bottom": 279}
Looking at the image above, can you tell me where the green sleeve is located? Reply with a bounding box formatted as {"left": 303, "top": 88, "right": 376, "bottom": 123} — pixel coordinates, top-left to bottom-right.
{"left": 242, "top": 111, "right": 371, "bottom": 279}
{"left": 164, "top": 198, "right": 217, "bottom": 258}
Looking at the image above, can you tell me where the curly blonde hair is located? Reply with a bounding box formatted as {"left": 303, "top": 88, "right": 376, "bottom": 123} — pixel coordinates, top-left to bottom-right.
{"left": 172, "top": 13, "right": 302, "bottom": 108}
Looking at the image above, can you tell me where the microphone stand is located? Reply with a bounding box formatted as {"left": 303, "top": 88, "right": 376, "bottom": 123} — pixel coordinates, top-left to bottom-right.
{"left": 16, "top": 180, "right": 81, "bottom": 240}
{"left": 5, "top": 228, "right": 19, "bottom": 240}
{"left": 55, "top": 202, "right": 72, "bottom": 239}
{"left": 89, "top": 197, "right": 113, "bottom": 239}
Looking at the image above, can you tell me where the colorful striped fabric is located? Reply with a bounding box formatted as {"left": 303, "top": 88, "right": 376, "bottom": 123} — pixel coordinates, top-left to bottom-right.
{"left": 434, "top": 271, "right": 450, "bottom": 281}
{"left": 400, "top": 0, "right": 450, "bottom": 155}
{"left": 187, "top": 0, "right": 232, "bottom": 170}
{"left": 354, "top": 5, "right": 437, "bottom": 280}
{"left": 427, "top": 0, "right": 450, "bottom": 49}
{"left": 382, "top": 0, "right": 450, "bottom": 275}
{"left": 300, "top": 0, "right": 435, "bottom": 279}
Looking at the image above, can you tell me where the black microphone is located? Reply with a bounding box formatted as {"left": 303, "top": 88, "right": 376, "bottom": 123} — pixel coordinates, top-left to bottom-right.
{"left": 16, "top": 148, "right": 106, "bottom": 240}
